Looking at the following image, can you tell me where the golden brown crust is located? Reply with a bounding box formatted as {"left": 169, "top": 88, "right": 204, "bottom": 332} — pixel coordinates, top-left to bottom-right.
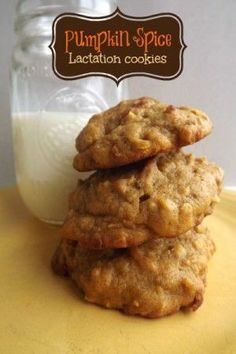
{"left": 74, "top": 97, "right": 213, "bottom": 171}
{"left": 52, "top": 225, "right": 215, "bottom": 318}
{"left": 63, "top": 151, "right": 223, "bottom": 248}
{"left": 51, "top": 239, "right": 77, "bottom": 276}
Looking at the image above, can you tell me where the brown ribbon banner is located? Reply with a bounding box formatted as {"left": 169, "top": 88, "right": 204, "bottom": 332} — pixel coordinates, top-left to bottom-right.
{"left": 50, "top": 8, "right": 186, "bottom": 84}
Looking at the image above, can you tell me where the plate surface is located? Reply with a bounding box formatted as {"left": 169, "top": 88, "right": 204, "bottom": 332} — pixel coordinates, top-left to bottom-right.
{"left": 0, "top": 188, "right": 235, "bottom": 354}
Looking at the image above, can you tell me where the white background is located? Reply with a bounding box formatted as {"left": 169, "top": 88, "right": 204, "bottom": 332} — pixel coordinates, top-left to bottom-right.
{"left": 0, "top": 0, "right": 235, "bottom": 187}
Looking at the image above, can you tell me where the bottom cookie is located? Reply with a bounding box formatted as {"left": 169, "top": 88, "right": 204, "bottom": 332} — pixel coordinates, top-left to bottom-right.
{"left": 51, "top": 225, "right": 215, "bottom": 318}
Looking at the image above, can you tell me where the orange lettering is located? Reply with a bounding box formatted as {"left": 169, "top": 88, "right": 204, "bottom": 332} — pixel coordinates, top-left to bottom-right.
{"left": 65, "top": 30, "right": 75, "bottom": 53}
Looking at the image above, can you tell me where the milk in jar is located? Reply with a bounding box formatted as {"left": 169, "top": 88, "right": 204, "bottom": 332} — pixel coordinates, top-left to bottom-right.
{"left": 12, "top": 111, "right": 92, "bottom": 223}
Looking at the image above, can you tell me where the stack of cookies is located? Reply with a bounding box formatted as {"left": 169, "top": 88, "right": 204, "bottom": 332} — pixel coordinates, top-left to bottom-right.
{"left": 52, "top": 97, "right": 223, "bottom": 318}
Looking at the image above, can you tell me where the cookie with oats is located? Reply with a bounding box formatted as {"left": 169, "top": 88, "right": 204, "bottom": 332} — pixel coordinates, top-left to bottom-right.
{"left": 63, "top": 151, "right": 223, "bottom": 249}
{"left": 74, "top": 97, "right": 213, "bottom": 171}
{"left": 52, "top": 225, "right": 215, "bottom": 318}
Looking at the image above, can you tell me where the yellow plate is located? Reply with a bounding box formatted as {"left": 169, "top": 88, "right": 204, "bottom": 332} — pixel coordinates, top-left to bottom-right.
{"left": 0, "top": 188, "right": 235, "bottom": 354}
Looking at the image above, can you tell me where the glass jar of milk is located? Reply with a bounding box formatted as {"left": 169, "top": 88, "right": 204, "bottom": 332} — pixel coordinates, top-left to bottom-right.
{"left": 11, "top": 0, "right": 127, "bottom": 224}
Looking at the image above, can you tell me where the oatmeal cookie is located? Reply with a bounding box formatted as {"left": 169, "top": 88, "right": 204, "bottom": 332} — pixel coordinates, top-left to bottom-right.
{"left": 52, "top": 225, "right": 215, "bottom": 318}
{"left": 63, "top": 151, "right": 223, "bottom": 248}
{"left": 74, "top": 97, "right": 213, "bottom": 171}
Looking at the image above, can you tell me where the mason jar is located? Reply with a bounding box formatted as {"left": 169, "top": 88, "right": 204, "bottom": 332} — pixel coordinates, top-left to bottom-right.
{"left": 11, "top": 0, "right": 128, "bottom": 224}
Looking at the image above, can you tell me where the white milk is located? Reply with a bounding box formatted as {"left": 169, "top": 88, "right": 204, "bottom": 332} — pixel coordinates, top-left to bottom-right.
{"left": 12, "top": 112, "right": 91, "bottom": 224}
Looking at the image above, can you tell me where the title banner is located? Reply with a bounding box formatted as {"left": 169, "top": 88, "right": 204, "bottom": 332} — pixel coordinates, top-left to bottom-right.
{"left": 50, "top": 9, "right": 186, "bottom": 84}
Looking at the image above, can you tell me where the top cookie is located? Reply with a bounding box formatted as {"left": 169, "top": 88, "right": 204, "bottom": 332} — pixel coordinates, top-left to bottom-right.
{"left": 74, "top": 97, "right": 213, "bottom": 171}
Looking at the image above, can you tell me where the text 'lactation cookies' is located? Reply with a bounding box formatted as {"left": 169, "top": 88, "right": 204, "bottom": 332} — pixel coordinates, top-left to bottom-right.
{"left": 51, "top": 97, "right": 223, "bottom": 319}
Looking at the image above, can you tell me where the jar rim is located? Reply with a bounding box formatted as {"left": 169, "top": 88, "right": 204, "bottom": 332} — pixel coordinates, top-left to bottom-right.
{"left": 15, "top": 0, "right": 118, "bottom": 32}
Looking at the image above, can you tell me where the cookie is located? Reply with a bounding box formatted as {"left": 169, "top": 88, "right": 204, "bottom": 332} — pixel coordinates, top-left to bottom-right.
{"left": 63, "top": 151, "right": 223, "bottom": 248}
{"left": 74, "top": 97, "right": 213, "bottom": 171}
{"left": 52, "top": 225, "right": 215, "bottom": 318}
